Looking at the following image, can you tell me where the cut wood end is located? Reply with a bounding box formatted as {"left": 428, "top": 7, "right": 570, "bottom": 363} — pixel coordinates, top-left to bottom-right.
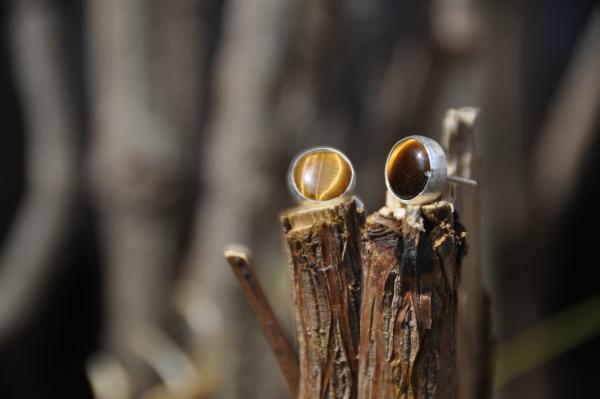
{"left": 281, "top": 195, "right": 347, "bottom": 214}
{"left": 223, "top": 244, "right": 251, "bottom": 265}
{"left": 281, "top": 197, "right": 360, "bottom": 231}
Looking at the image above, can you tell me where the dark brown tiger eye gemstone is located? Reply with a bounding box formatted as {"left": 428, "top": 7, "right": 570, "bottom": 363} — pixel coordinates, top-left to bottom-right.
{"left": 386, "top": 138, "right": 431, "bottom": 199}
{"left": 293, "top": 150, "right": 352, "bottom": 201}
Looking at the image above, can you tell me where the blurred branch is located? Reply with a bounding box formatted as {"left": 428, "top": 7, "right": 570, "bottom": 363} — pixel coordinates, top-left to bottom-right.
{"left": 441, "top": 108, "right": 492, "bottom": 399}
{"left": 154, "top": 0, "right": 206, "bottom": 139}
{"left": 176, "top": 0, "right": 295, "bottom": 396}
{"left": 132, "top": 325, "right": 201, "bottom": 398}
{"left": 531, "top": 9, "right": 600, "bottom": 219}
{"left": 494, "top": 295, "right": 600, "bottom": 389}
{"left": 87, "top": 0, "right": 188, "bottom": 393}
{"left": 87, "top": 353, "right": 133, "bottom": 399}
{"left": 0, "top": 0, "right": 77, "bottom": 341}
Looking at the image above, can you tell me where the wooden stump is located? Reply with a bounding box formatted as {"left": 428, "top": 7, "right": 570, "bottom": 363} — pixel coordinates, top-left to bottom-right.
{"left": 281, "top": 198, "right": 364, "bottom": 399}
{"left": 358, "top": 196, "right": 467, "bottom": 399}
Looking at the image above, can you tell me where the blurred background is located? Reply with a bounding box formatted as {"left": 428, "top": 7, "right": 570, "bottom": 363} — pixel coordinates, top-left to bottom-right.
{"left": 0, "top": 0, "right": 599, "bottom": 398}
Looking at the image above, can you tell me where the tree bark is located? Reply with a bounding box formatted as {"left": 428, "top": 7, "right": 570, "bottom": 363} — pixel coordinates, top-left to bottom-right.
{"left": 358, "top": 196, "right": 466, "bottom": 399}
{"left": 281, "top": 198, "right": 364, "bottom": 399}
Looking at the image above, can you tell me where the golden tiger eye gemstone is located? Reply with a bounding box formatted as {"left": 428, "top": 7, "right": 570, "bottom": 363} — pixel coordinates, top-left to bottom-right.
{"left": 386, "top": 138, "right": 430, "bottom": 199}
{"left": 293, "top": 150, "right": 352, "bottom": 201}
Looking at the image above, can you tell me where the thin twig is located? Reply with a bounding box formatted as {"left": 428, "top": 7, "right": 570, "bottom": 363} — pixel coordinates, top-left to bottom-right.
{"left": 224, "top": 244, "right": 300, "bottom": 398}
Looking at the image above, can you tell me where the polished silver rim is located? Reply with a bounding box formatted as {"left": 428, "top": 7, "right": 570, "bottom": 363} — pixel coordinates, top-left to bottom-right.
{"left": 287, "top": 146, "right": 356, "bottom": 204}
{"left": 384, "top": 135, "right": 447, "bottom": 205}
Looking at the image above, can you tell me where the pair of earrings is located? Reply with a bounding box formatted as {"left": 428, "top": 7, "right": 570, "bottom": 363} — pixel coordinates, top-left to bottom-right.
{"left": 288, "top": 135, "right": 476, "bottom": 205}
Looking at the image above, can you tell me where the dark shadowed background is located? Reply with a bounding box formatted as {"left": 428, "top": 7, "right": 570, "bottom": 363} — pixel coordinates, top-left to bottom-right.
{"left": 0, "top": 0, "right": 598, "bottom": 398}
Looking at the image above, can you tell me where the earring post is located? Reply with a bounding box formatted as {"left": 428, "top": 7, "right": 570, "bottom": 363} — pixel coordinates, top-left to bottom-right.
{"left": 447, "top": 175, "right": 478, "bottom": 187}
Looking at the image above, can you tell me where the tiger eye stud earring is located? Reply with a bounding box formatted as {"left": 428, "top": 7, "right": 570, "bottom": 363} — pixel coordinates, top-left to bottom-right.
{"left": 288, "top": 146, "right": 355, "bottom": 203}
{"left": 385, "top": 135, "right": 476, "bottom": 205}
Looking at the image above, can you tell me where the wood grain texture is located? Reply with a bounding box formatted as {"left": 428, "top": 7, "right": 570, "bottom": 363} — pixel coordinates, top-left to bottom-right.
{"left": 358, "top": 198, "right": 467, "bottom": 399}
{"left": 281, "top": 199, "right": 364, "bottom": 399}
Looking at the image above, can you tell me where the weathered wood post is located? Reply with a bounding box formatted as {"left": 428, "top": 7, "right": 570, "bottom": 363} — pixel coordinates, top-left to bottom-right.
{"left": 281, "top": 198, "right": 364, "bottom": 399}
{"left": 357, "top": 193, "right": 467, "bottom": 399}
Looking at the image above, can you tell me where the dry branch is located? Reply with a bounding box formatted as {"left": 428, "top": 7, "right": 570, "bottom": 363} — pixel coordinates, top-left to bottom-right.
{"left": 281, "top": 198, "right": 364, "bottom": 399}
{"left": 441, "top": 108, "right": 491, "bottom": 399}
{"left": 358, "top": 196, "right": 466, "bottom": 399}
{"left": 225, "top": 245, "right": 300, "bottom": 398}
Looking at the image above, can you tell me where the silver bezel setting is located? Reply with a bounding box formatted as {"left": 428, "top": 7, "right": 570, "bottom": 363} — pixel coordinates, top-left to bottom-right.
{"left": 385, "top": 135, "right": 447, "bottom": 205}
{"left": 287, "top": 146, "right": 356, "bottom": 204}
